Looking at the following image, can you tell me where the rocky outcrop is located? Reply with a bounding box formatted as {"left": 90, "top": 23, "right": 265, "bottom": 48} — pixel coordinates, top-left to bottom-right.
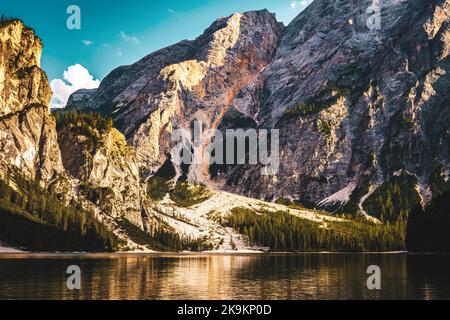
{"left": 66, "top": 89, "right": 97, "bottom": 110}
{"left": 0, "top": 20, "right": 149, "bottom": 249}
{"left": 0, "top": 20, "right": 64, "bottom": 186}
{"left": 67, "top": 10, "right": 283, "bottom": 182}
{"left": 0, "top": 104, "right": 65, "bottom": 186}
{"left": 68, "top": 1, "right": 449, "bottom": 219}
{"left": 56, "top": 118, "right": 146, "bottom": 228}
{"left": 229, "top": 0, "right": 449, "bottom": 214}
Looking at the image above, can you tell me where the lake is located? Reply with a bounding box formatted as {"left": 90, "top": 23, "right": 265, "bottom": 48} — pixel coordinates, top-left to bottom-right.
{"left": 0, "top": 253, "right": 449, "bottom": 300}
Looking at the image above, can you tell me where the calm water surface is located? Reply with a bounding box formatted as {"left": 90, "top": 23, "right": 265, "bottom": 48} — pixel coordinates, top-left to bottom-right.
{"left": 0, "top": 253, "right": 449, "bottom": 300}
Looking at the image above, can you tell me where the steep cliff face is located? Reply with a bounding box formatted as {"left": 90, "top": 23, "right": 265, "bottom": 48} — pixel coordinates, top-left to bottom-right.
{"left": 0, "top": 20, "right": 151, "bottom": 250}
{"left": 228, "top": 0, "right": 450, "bottom": 216}
{"left": 67, "top": 10, "right": 283, "bottom": 182}
{"left": 68, "top": 2, "right": 449, "bottom": 219}
{"left": 56, "top": 114, "right": 145, "bottom": 228}
{"left": 0, "top": 20, "right": 50, "bottom": 116}
{"left": 0, "top": 20, "right": 64, "bottom": 186}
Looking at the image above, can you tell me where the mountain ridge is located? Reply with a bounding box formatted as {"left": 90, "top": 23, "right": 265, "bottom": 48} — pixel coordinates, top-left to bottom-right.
{"left": 1, "top": 1, "right": 449, "bottom": 252}
{"left": 68, "top": 1, "right": 450, "bottom": 219}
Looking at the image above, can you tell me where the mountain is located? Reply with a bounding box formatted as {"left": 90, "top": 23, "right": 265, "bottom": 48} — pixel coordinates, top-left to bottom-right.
{"left": 68, "top": 0, "right": 449, "bottom": 221}
{"left": 0, "top": 19, "right": 176, "bottom": 251}
{"left": 0, "top": 19, "right": 119, "bottom": 251}
{"left": 1, "top": 18, "right": 350, "bottom": 252}
{"left": 228, "top": 0, "right": 450, "bottom": 217}
{"left": 0, "top": 19, "right": 63, "bottom": 186}
{"left": 1, "top": 0, "right": 449, "bottom": 252}
{"left": 68, "top": 10, "right": 283, "bottom": 182}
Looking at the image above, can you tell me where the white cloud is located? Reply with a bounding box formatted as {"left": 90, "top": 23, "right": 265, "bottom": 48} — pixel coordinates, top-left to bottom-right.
{"left": 50, "top": 64, "right": 100, "bottom": 109}
{"left": 168, "top": 8, "right": 175, "bottom": 13}
{"left": 119, "top": 31, "right": 140, "bottom": 45}
{"left": 291, "top": 0, "right": 310, "bottom": 9}
{"left": 82, "top": 40, "right": 94, "bottom": 46}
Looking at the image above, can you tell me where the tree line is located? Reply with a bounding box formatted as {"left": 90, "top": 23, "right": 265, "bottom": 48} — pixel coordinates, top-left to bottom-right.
{"left": 54, "top": 110, "right": 114, "bottom": 147}
{"left": 0, "top": 14, "right": 14, "bottom": 25}
{"left": 0, "top": 173, "right": 119, "bottom": 252}
{"left": 362, "top": 173, "right": 420, "bottom": 223}
{"left": 225, "top": 208, "right": 406, "bottom": 252}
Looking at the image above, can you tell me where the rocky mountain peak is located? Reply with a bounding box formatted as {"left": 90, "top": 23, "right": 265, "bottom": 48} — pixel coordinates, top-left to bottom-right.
{"left": 67, "top": 1, "right": 449, "bottom": 219}
{"left": 68, "top": 9, "right": 283, "bottom": 181}
{"left": 0, "top": 19, "right": 50, "bottom": 116}
{"left": 230, "top": 0, "right": 449, "bottom": 214}
{"left": 0, "top": 19, "right": 62, "bottom": 185}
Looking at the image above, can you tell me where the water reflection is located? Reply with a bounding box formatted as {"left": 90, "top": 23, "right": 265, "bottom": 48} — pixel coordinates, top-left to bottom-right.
{"left": 0, "top": 253, "right": 449, "bottom": 300}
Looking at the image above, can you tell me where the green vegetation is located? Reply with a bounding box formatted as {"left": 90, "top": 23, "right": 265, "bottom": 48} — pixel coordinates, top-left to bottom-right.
{"left": 109, "top": 128, "right": 134, "bottom": 157}
{"left": 147, "top": 176, "right": 171, "bottom": 201}
{"left": 224, "top": 208, "right": 405, "bottom": 252}
{"left": 0, "top": 173, "right": 119, "bottom": 252}
{"left": 283, "top": 102, "right": 323, "bottom": 118}
{"left": 317, "top": 119, "right": 333, "bottom": 135}
{"left": 0, "top": 14, "right": 15, "bottom": 26}
{"left": 117, "top": 218, "right": 213, "bottom": 252}
{"left": 275, "top": 198, "right": 305, "bottom": 210}
{"left": 79, "top": 182, "right": 114, "bottom": 205}
{"left": 146, "top": 178, "right": 212, "bottom": 206}
{"left": 283, "top": 87, "right": 349, "bottom": 119}
{"left": 54, "top": 110, "right": 113, "bottom": 147}
{"left": 54, "top": 110, "right": 132, "bottom": 158}
{"left": 362, "top": 173, "right": 421, "bottom": 223}
{"left": 169, "top": 181, "right": 212, "bottom": 208}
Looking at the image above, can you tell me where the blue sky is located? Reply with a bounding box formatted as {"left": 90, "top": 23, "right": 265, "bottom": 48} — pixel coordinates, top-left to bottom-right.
{"left": 2, "top": 0, "right": 312, "bottom": 107}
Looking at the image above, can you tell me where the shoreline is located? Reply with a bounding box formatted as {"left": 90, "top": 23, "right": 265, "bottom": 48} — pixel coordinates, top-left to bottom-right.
{"left": 2, "top": 244, "right": 449, "bottom": 257}
{"left": 0, "top": 243, "right": 25, "bottom": 253}
{"left": 4, "top": 250, "right": 446, "bottom": 258}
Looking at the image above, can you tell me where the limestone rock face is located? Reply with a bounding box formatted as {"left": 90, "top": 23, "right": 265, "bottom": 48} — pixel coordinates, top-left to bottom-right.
{"left": 0, "top": 20, "right": 148, "bottom": 249}
{"left": 68, "top": 2, "right": 450, "bottom": 216}
{"left": 57, "top": 124, "right": 145, "bottom": 228}
{"left": 0, "top": 20, "right": 64, "bottom": 185}
{"left": 66, "top": 89, "right": 97, "bottom": 110}
{"left": 0, "top": 20, "right": 50, "bottom": 116}
{"left": 67, "top": 10, "right": 283, "bottom": 182}
{"left": 229, "top": 0, "right": 450, "bottom": 213}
